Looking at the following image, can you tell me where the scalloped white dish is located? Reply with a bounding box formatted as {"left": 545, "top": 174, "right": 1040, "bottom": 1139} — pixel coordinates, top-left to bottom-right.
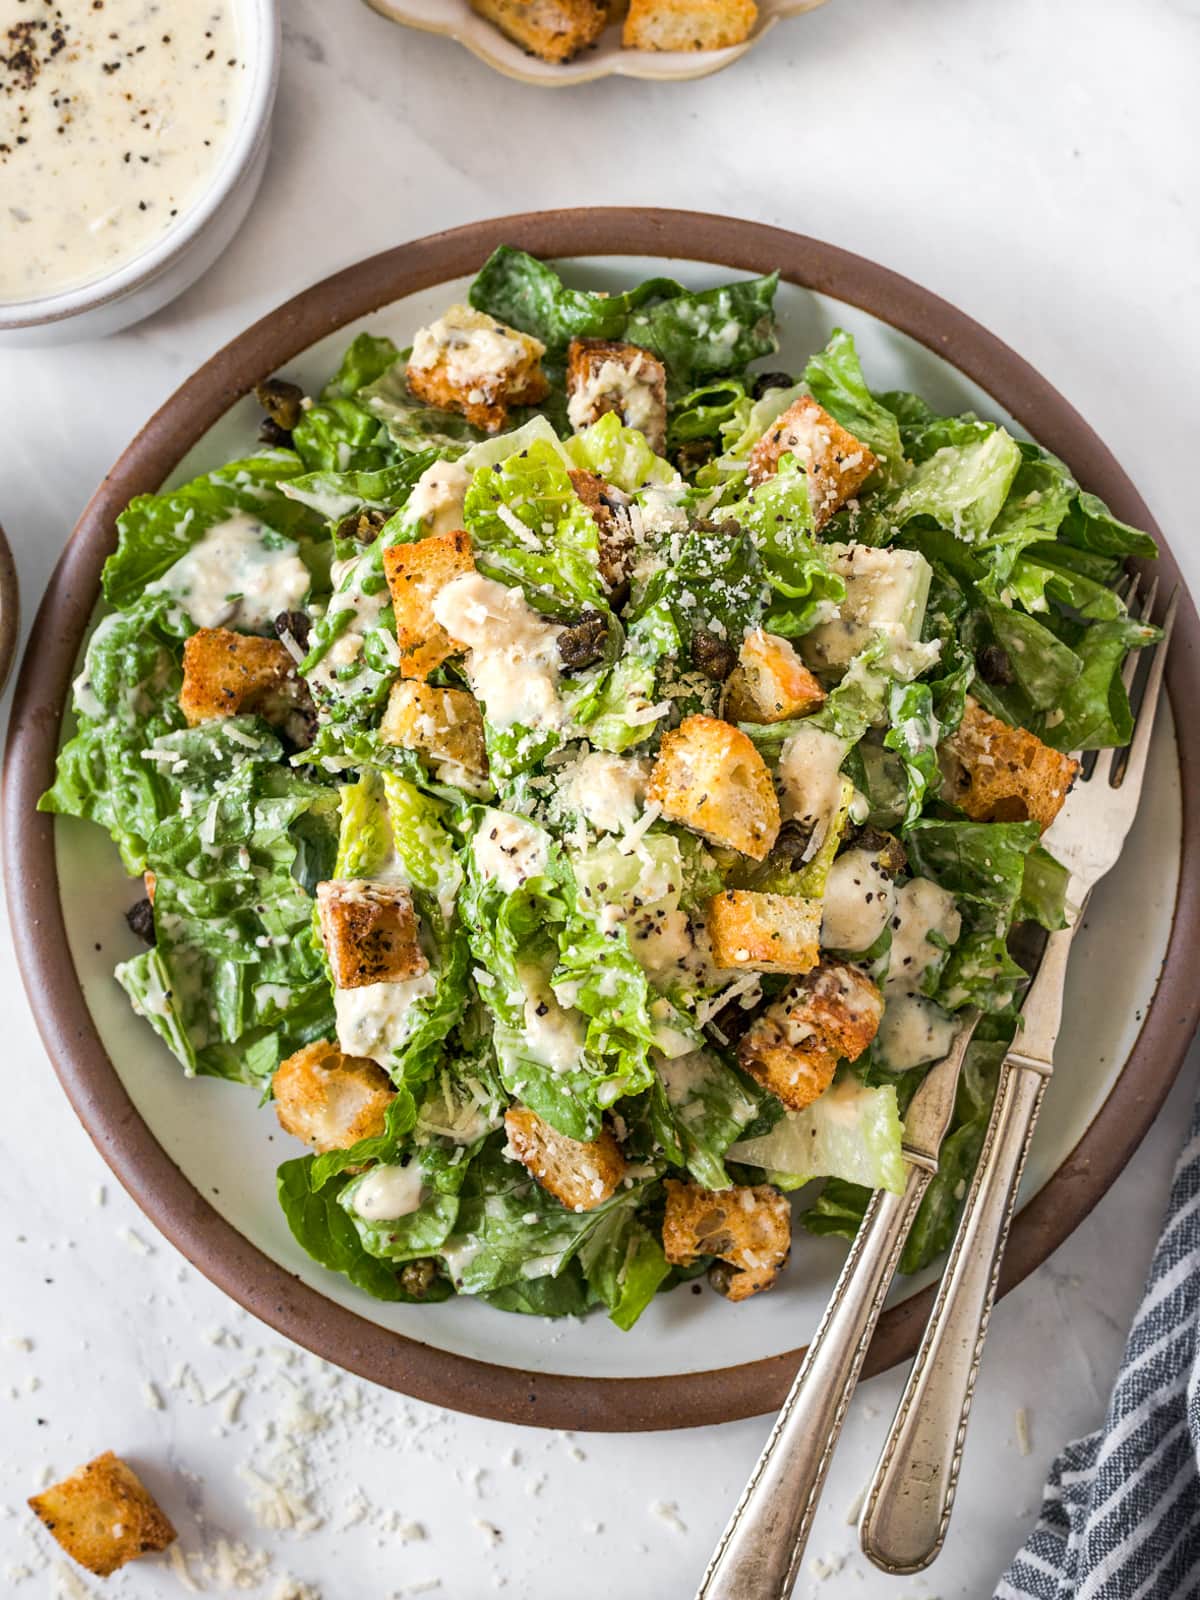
{"left": 364, "top": 0, "right": 829, "bottom": 85}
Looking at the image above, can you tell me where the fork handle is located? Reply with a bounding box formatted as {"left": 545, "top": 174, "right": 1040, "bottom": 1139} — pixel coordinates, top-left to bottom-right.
{"left": 858, "top": 1057, "right": 1048, "bottom": 1573}
{"left": 697, "top": 1161, "right": 933, "bottom": 1600}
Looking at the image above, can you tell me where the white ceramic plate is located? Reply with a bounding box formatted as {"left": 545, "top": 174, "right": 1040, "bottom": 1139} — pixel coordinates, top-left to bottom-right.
{"left": 364, "top": 0, "right": 829, "bottom": 85}
{"left": 46, "top": 256, "right": 1183, "bottom": 1406}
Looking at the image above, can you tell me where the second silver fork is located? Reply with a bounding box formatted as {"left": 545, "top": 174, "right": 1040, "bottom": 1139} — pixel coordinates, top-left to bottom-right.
{"left": 859, "top": 577, "right": 1178, "bottom": 1574}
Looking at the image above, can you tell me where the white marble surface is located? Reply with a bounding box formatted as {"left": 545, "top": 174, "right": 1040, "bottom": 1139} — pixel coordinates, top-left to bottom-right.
{"left": 1, "top": 1, "right": 1198, "bottom": 1595}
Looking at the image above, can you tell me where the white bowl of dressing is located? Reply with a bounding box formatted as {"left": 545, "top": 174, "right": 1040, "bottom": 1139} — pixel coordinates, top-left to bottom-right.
{"left": 0, "top": 0, "right": 279, "bottom": 345}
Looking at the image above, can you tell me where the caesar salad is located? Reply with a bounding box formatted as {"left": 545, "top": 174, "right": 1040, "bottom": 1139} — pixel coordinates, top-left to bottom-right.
{"left": 43, "top": 248, "right": 1158, "bottom": 1326}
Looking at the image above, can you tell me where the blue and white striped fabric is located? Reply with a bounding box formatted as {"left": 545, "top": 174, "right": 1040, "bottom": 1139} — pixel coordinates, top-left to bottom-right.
{"left": 996, "top": 1097, "right": 1200, "bottom": 1600}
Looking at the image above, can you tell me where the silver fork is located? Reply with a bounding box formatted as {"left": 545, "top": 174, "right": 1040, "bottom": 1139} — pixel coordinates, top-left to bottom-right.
{"left": 859, "top": 577, "right": 1179, "bottom": 1575}
{"left": 695, "top": 1010, "right": 981, "bottom": 1600}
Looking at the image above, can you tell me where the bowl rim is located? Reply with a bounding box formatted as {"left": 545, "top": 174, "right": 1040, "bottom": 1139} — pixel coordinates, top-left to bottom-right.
{"left": 6, "top": 208, "right": 1199, "bottom": 1431}
{"left": 0, "top": 0, "right": 281, "bottom": 332}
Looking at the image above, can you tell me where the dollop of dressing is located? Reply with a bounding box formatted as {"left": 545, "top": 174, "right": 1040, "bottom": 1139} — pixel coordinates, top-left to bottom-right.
{"left": 820, "top": 848, "right": 897, "bottom": 952}
{"left": 876, "top": 994, "right": 958, "bottom": 1071}
{"left": 148, "top": 514, "right": 310, "bottom": 633}
{"left": 471, "top": 809, "right": 549, "bottom": 892}
{"left": 559, "top": 750, "right": 650, "bottom": 835}
{"left": 351, "top": 1162, "right": 425, "bottom": 1222}
{"left": 405, "top": 459, "right": 470, "bottom": 538}
{"left": 0, "top": 0, "right": 247, "bottom": 304}
{"left": 431, "top": 573, "right": 566, "bottom": 733}
{"left": 886, "top": 877, "right": 962, "bottom": 994}
{"left": 334, "top": 972, "right": 438, "bottom": 1067}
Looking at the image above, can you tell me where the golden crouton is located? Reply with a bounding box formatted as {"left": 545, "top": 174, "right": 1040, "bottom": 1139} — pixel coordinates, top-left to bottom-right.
{"left": 504, "top": 1106, "right": 626, "bottom": 1212}
{"left": 623, "top": 0, "right": 758, "bottom": 52}
{"left": 737, "top": 957, "right": 883, "bottom": 1111}
{"left": 662, "top": 1179, "right": 790, "bottom": 1302}
{"left": 940, "top": 697, "right": 1079, "bottom": 833}
{"left": 566, "top": 338, "right": 668, "bottom": 453}
{"left": 179, "top": 627, "right": 307, "bottom": 728}
{"left": 382, "top": 530, "right": 476, "bottom": 680}
{"left": 723, "top": 628, "right": 827, "bottom": 723}
{"left": 647, "top": 714, "right": 780, "bottom": 861}
{"left": 470, "top": 0, "right": 610, "bottom": 62}
{"left": 29, "top": 1452, "right": 176, "bottom": 1577}
{"left": 273, "top": 1039, "right": 396, "bottom": 1153}
{"left": 569, "top": 467, "right": 635, "bottom": 591}
{"left": 380, "top": 680, "right": 489, "bottom": 778}
{"left": 316, "top": 879, "right": 428, "bottom": 989}
{"left": 747, "top": 396, "right": 877, "bottom": 528}
{"left": 406, "top": 303, "right": 549, "bottom": 433}
{"left": 706, "top": 889, "right": 822, "bottom": 975}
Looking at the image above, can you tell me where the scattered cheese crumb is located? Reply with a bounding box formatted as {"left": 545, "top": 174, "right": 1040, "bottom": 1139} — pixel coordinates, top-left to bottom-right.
{"left": 143, "top": 1380, "right": 165, "bottom": 1411}
{"left": 651, "top": 1500, "right": 687, "bottom": 1534}
{"left": 1015, "top": 1406, "right": 1032, "bottom": 1456}
{"left": 119, "top": 1227, "right": 153, "bottom": 1256}
{"left": 472, "top": 1519, "right": 503, "bottom": 1549}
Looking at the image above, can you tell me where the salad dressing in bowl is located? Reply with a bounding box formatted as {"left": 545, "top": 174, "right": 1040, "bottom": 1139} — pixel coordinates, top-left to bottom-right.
{"left": 0, "top": 0, "right": 248, "bottom": 306}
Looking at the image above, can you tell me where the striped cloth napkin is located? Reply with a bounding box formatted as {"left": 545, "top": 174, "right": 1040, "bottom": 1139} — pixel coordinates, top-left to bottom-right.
{"left": 996, "top": 1094, "right": 1200, "bottom": 1600}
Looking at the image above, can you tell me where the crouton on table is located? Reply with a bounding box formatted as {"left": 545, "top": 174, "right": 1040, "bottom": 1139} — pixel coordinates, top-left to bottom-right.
{"left": 406, "top": 303, "right": 548, "bottom": 432}
{"left": 706, "top": 889, "right": 821, "bottom": 974}
{"left": 623, "top": 0, "right": 758, "bottom": 52}
{"left": 382, "top": 529, "right": 476, "bottom": 680}
{"left": 505, "top": 1106, "right": 626, "bottom": 1211}
{"left": 316, "top": 879, "right": 428, "bottom": 989}
{"left": 179, "top": 627, "right": 308, "bottom": 729}
{"left": 273, "top": 1039, "right": 396, "bottom": 1153}
{"left": 940, "top": 696, "right": 1079, "bottom": 833}
{"left": 647, "top": 714, "right": 781, "bottom": 861}
{"left": 470, "top": 0, "right": 610, "bottom": 63}
{"left": 737, "top": 957, "right": 883, "bottom": 1111}
{"left": 569, "top": 467, "right": 635, "bottom": 591}
{"left": 723, "top": 627, "right": 826, "bottom": 723}
{"left": 381, "top": 680, "right": 488, "bottom": 778}
{"left": 566, "top": 338, "right": 668, "bottom": 453}
{"left": 662, "top": 1178, "right": 790, "bottom": 1301}
{"left": 747, "top": 396, "right": 877, "bottom": 528}
{"left": 29, "top": 1452, "right": 176, "bottom": 1577}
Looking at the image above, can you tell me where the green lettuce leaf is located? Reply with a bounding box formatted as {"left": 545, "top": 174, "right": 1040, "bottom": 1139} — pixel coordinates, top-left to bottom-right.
{"left": 103, "top": 452, "right": 321, "bottom": 610}
{"left": 803, "top": 328, "right": 905, "bottom": 483}
{"left": 469, "top": 246, "right": 779, "bottom": 388}
{"left": 731, "top": 1077, "right": 906, "bottom": 1194}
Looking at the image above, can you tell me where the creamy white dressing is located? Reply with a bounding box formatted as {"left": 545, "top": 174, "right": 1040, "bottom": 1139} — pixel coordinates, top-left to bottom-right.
{"left": 886, "top": 877, "right": 962, "bottom": 994}
{"left": 409, "top": 304, "right": 542, "bottom": 393}
{"left": 432, "top": 572, "right": 566, "bottom": 732}
{"left": 802, "top": 544, "right": 933, "bottom": 673}
{"left": 405, "top": 459, "right": 470, "bottom": 537}
{"left": 517, "top": 963, "right": 586, "bottom": 1073}
{"left": 876, "top": 994, "right": 958, "bottom": 1071}
{"left": 777, "top": 724, "right": 848, "bottom": 854}
{"left": 471, "top": 809, "right": 549, "bottom": 891}
{"left": 559, "top": 750, "right": 650, "bottom": 835}
{"left": 351, "top": 1161, "right": 425, "bottom": 1222}
{"left": 147, "top": 513, "right": 309, "bottom": 633}
{"left": 821, "top": 848, "right": 898, "bottom": 952}
{"left": 0, "top": 0, "right": 248, "bottom": 304}
{"left": 334, "top": 972, "right": 437, "bottom": 1067}
{"left": 567, "top": 354, "right": 664, "bottom": 446}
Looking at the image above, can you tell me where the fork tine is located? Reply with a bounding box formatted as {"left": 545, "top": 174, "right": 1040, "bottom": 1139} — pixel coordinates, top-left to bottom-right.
{"left": 1113, "top": 585, "right": 1179, "bottom": 793}
{"left": 1122, "top": 574, "right": 1160, "bottom": 695}
{"left": 1117, "top": 569, "right": 1140, "bottom": 610}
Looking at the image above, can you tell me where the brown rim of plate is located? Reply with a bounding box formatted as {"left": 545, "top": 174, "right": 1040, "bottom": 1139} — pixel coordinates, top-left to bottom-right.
{"left": 0, "top": 520, "right": 18, "bottom": 699}
{"left": 4, "top": 210, "right": 1198, "bottom": 1433}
